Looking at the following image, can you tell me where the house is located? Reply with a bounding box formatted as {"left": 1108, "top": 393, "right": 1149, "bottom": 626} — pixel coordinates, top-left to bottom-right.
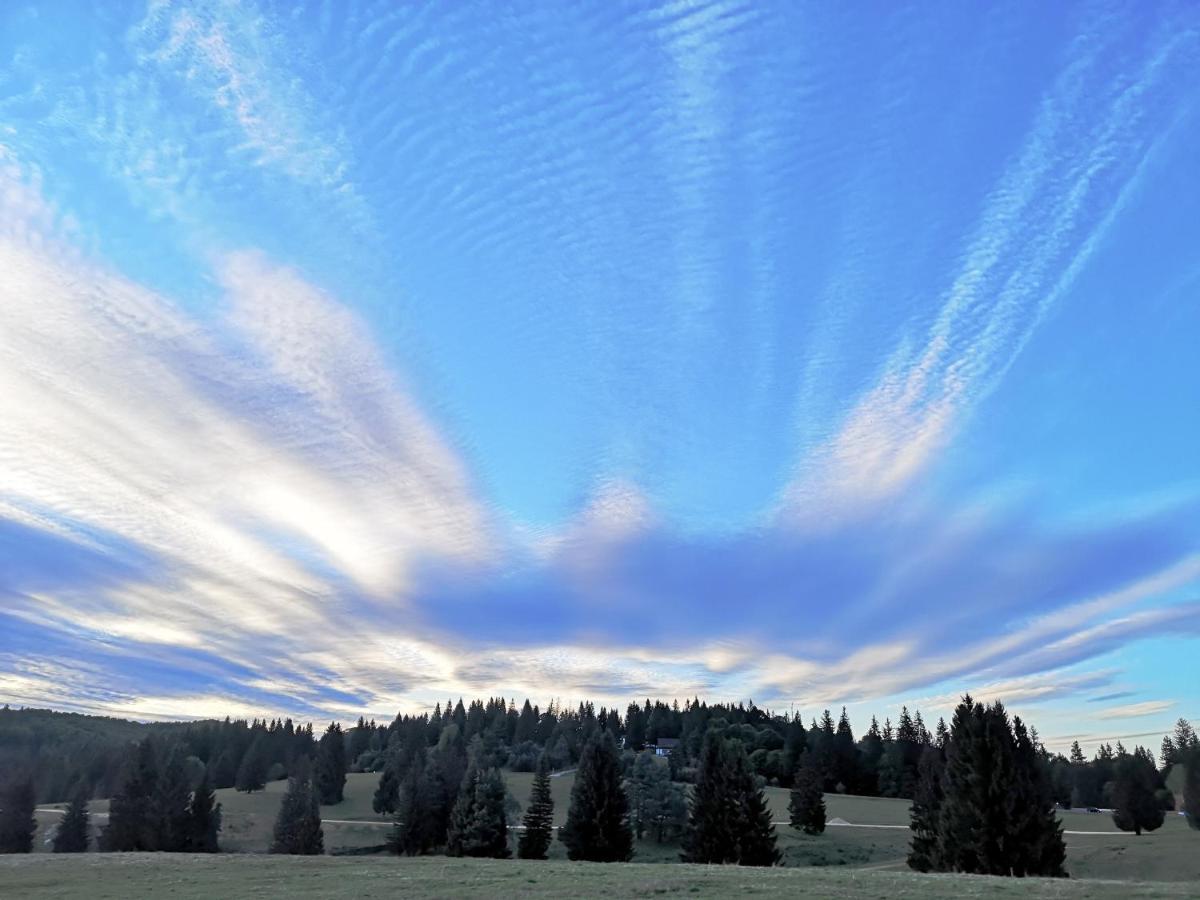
{"left": 654, "top": 737, "right": 680, "bottom": 757}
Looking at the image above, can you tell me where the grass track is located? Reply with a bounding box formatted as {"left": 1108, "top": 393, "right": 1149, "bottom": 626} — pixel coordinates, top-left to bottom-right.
{"left": 2, "top": 853, "right": 1195, "bottom": 900}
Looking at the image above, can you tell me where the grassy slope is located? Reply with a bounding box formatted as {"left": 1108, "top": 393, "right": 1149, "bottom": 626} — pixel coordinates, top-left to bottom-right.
{"left": 3, "top": 854, "right": 1196, "bottom": 900}
{"left": 32, "top": 770, "right": 1200, "bottom": 881}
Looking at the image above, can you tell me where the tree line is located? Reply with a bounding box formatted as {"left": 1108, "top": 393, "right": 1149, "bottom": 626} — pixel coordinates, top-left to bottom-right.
{"left": 1, "top": 700, "right": 1196, "bottom": 864}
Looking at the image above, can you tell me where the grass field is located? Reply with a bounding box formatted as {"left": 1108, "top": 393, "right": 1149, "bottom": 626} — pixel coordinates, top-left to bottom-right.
{"left": 3, "top": 853, "right": 1197, "bottom": 900}
{"left": 31, "top": 770, "right": 1200, "bottom": 882}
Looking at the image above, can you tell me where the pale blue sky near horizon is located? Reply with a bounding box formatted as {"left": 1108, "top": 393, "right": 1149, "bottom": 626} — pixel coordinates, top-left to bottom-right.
{"left": 0, "top": 0, "right": 1197, "bottom": 753}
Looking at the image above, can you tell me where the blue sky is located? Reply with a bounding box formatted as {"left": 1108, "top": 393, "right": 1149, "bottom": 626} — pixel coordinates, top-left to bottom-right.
{"left": 0, "top": 0, "right": 1197, "bottom": 752}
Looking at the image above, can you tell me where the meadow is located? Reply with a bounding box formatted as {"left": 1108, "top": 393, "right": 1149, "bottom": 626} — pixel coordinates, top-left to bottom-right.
{"left": 3, "top": 853, "right": 1197, "bottom": 900}
{"left": 30, "top": 771, "right": 1199, "bottom": 882}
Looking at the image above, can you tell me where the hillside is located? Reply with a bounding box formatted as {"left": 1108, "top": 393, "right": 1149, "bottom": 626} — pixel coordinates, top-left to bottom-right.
{"left": 33, "top": 771, "right": 1200, "bottom": 882}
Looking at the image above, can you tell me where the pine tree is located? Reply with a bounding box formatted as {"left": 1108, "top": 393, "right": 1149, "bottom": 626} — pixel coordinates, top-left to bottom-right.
{"left": 518, "top": 755, "right": 555, "bottom": 859}
{"left": 53, "top": 786, "right": 90, "bottom": 853}
{"left": 389, "top": 763, "right": 426, "bottom": 855}
{"left": 235, "top": 735, "right": 268, "bottom": 793}
{"left": 373, "top": 760, "right": 401, "bottom": 815}
{"left": 789, "top": 754, "right": 826, "bottom": 835}
{"left": 1112, "top": 751, "right": 1166, "bottom": 836}
{"left": 184, "top": 773, "right": 222, "bottom": 852}
{"left": 315, "top": 723, "right": 347, "bottom": 805}
{"left": 560, "top": 730, "right": 633, "bottom": 862}
{"left": 102, "top": 738, "right": 159, "bottom": 851}
{"left": 270, "top": 759, "right": 324, "bottom": 854}
{"left": 907, "top": 746, "right": 943, "bottom": 871}
{"left": 0, "top": 776, "right": 36, "bottom": 853}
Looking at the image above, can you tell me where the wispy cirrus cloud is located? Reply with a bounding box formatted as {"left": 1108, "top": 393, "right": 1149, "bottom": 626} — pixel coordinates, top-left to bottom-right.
{"left": 783, "top": 13, "right": 1192, "bottom": 519}
{"left": 1094, "top": 700, "right": 1175, "bottom": 720}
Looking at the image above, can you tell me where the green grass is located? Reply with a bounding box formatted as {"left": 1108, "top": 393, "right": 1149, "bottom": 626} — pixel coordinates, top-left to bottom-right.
{"left": 32, "top": 770, "right": 1200, "bottom": 882}
{"left": 3, "top": 853, "right": 1196, "bottom": 899}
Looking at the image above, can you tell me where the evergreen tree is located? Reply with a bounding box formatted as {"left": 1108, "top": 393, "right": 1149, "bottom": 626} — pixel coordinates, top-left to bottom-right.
{"left": 446, "top": 762, "right": 479, "bottom": 856}
{"left": 627, "top": 751, "right": 686, "bottom": 843}
{"left": 184, "top": 773, "right": 222, "bottom": 853}
{"left": 0, "top": 776, "right": 36, "bottom": 854}
{"left": 464, "top": 768, "right": 511, "bottom": 858}
{"left": 53, "top": 786, "right": 91, "bottom": 853}
{"left": 270, "top": 759, "right": 324, "bottom": 855}
{"left": 560, "top": 730, "right": 633, "bottom": 862}
{"left": 1009, "top": 717, "right": 1066, "bottom": 877}
{"left": 315, "top": 723, "right": 347, "bottom": 805}
{"left": 729, "top": 738, "right": 779, "bottom": 866}
{"left": 1112, "top": 751, "right": 1166, "bottom": 836}
{"left": 683, "top": 732, "right": 778, "bottom": 865}
{"left": 789, "top": 755, "right": 826, "bottom": 835}
{"left": 235, "top": 735, "right": 268, "bottom": 793}
{"left": 153, "top": 747, "right": 194, "bottom": 851}
{"left": 682, "top": 731, "right": 737, "bottom": 863}
{"left": 907, "top": 746, "right": 943, "bottom": 871}
{"left": 373, "top": 760, "right": 401, "bottom": 815}
{"left": 389, "top": 762, "right": 427, "bottom": 856}
{"left": 518, "top": 755, "right": 555, "bottom": 859}
{"left": 102, "top": 738, "right": 159, "bottom": 851}
{"left": 208, "top": 749, "right": 239, "bottom": 790}
{"left": 1183, "top": 747, "right": 1199, "bottom": 831}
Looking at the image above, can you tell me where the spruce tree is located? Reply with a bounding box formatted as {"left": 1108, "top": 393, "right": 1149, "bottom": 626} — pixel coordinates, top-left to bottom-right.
{"left": 185, "top": 773, "right": 222, "bottom": 852}
{"left": 1009, "top": 717, "right": 1066, "bottom": 876}
{"left": 730, "top": 740, "right": 780, "bottom": 866}
{"left": 270, "top": 759, "right": 324, "bottom": 854}
{"left": 53, "top": 786, "right": 91, "bottom": 853}
{"left": 315, "top": 723, "right": 347, "bottom": 805}
{"left": 154, "top": 747, "right": 194, "bottom": 851}
{"left": 1184, "top": 747, "right": 1200, "bottom": 831}
{"left": 789, "top": 754, "right": 826, "bottom": 835}
{"left": 1112, "top": 751, "right": 1165, "bottom": 836}
{"left": 682, "top": 731, "right": 737, "bottom": 863}
{"left": 560, "top": 730, "right": 633, "bottom": 862}
{"left": 446, "top": 762, "right": 479, "bottom": 856}
{"left": 518, "top": 755, "right": 555, "bottom": 859}
{"left": 102, "top": 738, "right": 159, "bottom": 851}
{"left": 389, "top": 763, "right": 426, "bottom": 855}
{"left": 0, "top": 776, "right": 36, "bottom": 854}
{"left": 464, "top": 768, "right": 511, "bottom": 858}
{"left": 235, "top": 735, "right": 268, "bottom": 793}
{"left": 907, "top": 746, "right": 944, "bottom": 871}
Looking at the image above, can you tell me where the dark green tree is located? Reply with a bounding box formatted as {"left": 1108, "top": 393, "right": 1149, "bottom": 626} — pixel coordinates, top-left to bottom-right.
{"left": 464, "top": 768, "right": 511, "bottom": 858}
{"left": 53, "top": 786, "right": 91, "bottom": 853}
{"left": 627, "top": 751, "right": 686, "bottom": 843}
{"left": 184, "top": 773, "right": 222, "bottom": 852}
{"left": 315, "top": 723, "right": 347, "bottom": 805}
{"left": 907, "top": 746, "right": 944, "bottom": 871}
{"left": 789, "top": 754, "right": 826, "bottom": 835}
{"left": 560, "top": 730, "right": 633, "bottom": 862}
{"left": 235, "top": 735, "right": 268, "bottom": 793}
{"left": 389, "top": 763, "right": 426, "bottom": 856}
{"left": 1112, "top": 750, "right": 1166, "bottom": 836}
{"left": 517, "top": 755, "right": 555, "bottom": 859}
{"left": 270, "top": 758, "right": 324, "bottom": 854}
{"left": 0, "top": 776, "right": 36, "bottom": 854}
{"left": 153, "top": 747, "right": 194, "bottom": 851}
{"left": 682, "top": 731, "right": 737, "bottom": 863}
{"left": 731, "top": 740, "right": 780, "bottom": 866}
{"left": 445, "top": 762, "right": 479, "bottom": 856}
{"left": 1009, "top": 717, "right": 1066, "bottom": 876}
{"left": 102, "top": 738, "right": 159, "bottom": 851}
{"left": 1184, "top": 747, "right": 1200, "bottom": 831}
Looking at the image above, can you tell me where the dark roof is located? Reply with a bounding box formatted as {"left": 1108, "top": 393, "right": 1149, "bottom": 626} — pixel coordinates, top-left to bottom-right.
{"left": 656, "top": 737, "right": 680, "bottom": 748}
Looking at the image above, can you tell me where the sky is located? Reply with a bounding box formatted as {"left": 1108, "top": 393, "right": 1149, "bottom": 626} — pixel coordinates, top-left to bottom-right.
{"left": 0, "top": 0, "right": 1197, "bottom": 754}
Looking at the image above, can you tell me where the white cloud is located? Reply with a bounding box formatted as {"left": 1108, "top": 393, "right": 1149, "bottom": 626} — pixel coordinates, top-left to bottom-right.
{"left": 1094, "top": 700, "right": 1174, "bottom": 720}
